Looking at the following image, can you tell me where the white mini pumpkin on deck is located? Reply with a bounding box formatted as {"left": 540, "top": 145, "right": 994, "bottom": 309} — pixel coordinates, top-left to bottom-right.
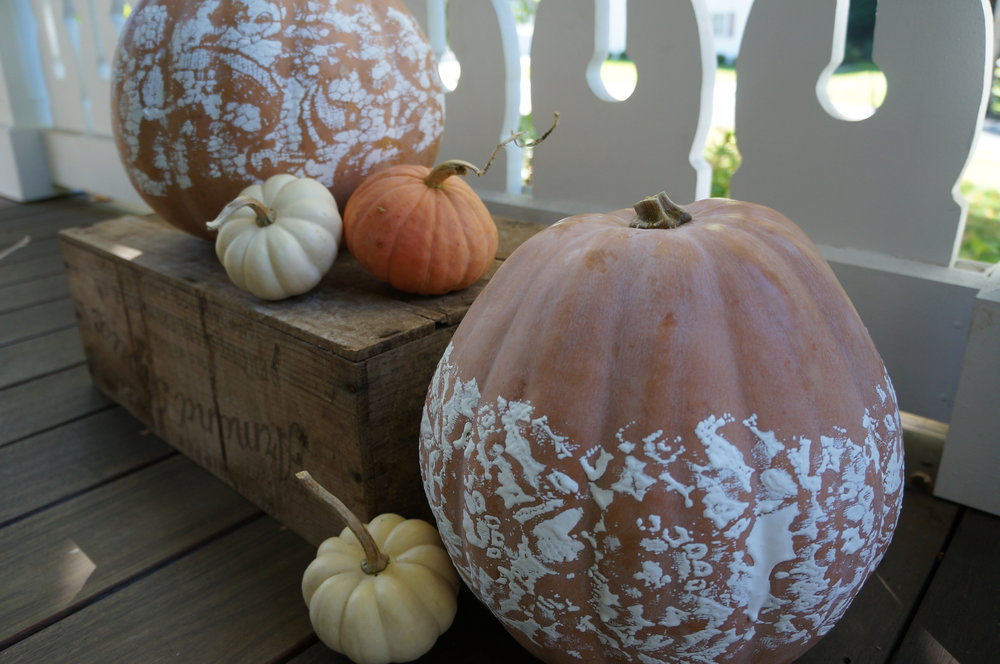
{"left": 207, "top": 174, "right": 342, "bottom": 300}
{"left": 297, "top": 471, "right": 460, "bottom": 664}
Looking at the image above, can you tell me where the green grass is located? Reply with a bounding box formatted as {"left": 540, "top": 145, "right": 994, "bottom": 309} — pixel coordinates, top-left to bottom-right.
{"left": 960, "top": 182, "right": 1000, "bottom": 264}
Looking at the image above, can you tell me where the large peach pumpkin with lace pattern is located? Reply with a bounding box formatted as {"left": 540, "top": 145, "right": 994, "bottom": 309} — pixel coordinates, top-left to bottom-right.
{"left": 418, "top": 193, "right": 905, "bottom": 664}
{"left": 111, "top": 0, "right": 445, "bottom": 239}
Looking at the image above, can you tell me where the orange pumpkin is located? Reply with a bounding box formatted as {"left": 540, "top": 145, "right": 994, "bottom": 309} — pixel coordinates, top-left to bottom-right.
{"left": 110, "top": 0, "right": 444, "bottom": 239}
{"left": 419, "top": 193, "right": 904, "bottom": 664}
{"left": 343, "top": 161, "right": 499, "bottom": 295}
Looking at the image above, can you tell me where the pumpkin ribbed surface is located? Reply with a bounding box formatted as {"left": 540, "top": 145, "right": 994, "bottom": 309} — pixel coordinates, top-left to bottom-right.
{"left": 111, "top": 0, "right": 444, "bottom": 239}
{"left": 343, "top": 164, "right": 499, "bottom": 295}
{"left": 419, "top": 198, "right": 904, "bottom": 664}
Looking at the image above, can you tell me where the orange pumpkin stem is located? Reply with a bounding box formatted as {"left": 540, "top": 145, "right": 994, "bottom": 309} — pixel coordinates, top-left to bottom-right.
{"left": 424, "top": 160, "right": 483, "bottom": 188}
{"left": 630, "top": 191, "right": 692, "bottom": 230}
{"left": 296, "top": 470, "right": 390, "bottom": 575}
{"left": 206, "top": 196, "right": 276, "bottom": 231}
{"left": 423, "top": 112, "right": 561, "bottom": 189}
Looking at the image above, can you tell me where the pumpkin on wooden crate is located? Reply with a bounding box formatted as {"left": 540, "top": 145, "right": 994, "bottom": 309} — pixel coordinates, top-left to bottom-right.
{"left": 111, "top": 0, "right": 444, "bottom": 239}
{"left": 342, "top": 159, "right": 500, "bottom": 295}
{"left": 206, "top": 174, "right": 342, "bottom": 300}
{"left": 297, "top": 471, "right": 460, "bottom": 664}
{"left": 418, "top": 192, "right": 905, "bottom": 664}
{"left": 343, "top": 114, "right": 559, "bottom": 295}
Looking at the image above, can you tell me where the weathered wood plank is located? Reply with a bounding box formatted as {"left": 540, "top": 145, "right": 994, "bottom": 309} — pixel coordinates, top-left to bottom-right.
{"left": 794, "top": 488, "right": 960, "bottom": 664}
{"left": 0, "top": 210, "right": 90, "bottom": 244}
{"left": 0, "top": 299, "right": 76, "bottom": 348}
{"left": 0, "top": 407, "right": 173, "bottom": 525}
{"left": 893, "top": 508, "right": 1000, "bottom": 664}
{"left": 362, "top": 327, "right": 457, "bottom": 526}
{"left": 0, "top": 516, "right": 313, "bottom": 663}
{"left": 0, "top": 327, "right": 85, "bottom": 390}
{"left": 0, "top": 253, "right": 66, "bottom": 289}
{"left": 0, "top": 237, "right": 61, "bottom": 266}
{"left": 0, "top": 456, "right": 260, "bottom": 649}
{"left": 0, "top": 196, "right": 89, "bottom": 225}
{"left": 61, "top": 216, "right": 453, "bottom": 361}
{"left": 57, "top": 214, "right": 543, "bottom": 546}
{"left": 0, "top": 365, "right": 111, "bottom": 446}
{"left": 0, "top": 273, "right": 69, "bottom": 314}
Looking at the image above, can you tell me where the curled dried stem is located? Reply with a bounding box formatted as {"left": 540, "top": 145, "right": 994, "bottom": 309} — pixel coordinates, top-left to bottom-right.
{"left": 425, "top": 112, "right": 560, "bottom": 187}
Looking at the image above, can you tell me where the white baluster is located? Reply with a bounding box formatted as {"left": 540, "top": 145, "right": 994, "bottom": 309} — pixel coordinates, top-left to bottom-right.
{"left": 0, "top": 0, "right": 56, "bottom": 200}
{"left": 734, "top": 0, "right": 993, "bottom": 266}
{"left": 0, "top": 0, "right": 52, "bottom": 128}
{"left": 74, "top": 0, "right": 118, "bottom": 136}
{"left": 62, "top": 0, "right": 95, "bottom": 132}
{"left": 530, "top": 0, "right": 715, "bottom": 212}
{"left": 30, "top": 0, "right": 89, "bottom": 134}
{"left": 436, "top": 0, "right": 524, "bottom": 195}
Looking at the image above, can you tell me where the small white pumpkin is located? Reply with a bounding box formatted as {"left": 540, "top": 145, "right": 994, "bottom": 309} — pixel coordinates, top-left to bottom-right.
{"left": 297, "top": 471, "right": 460, "bottom": 664}
{"left": 206, "top": 174, "right": 342, "bottom": 300}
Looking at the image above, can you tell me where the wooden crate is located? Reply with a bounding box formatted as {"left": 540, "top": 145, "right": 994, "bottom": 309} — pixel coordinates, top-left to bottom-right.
{"left": 58, "top": 215, "right": 543, "bottom": 546}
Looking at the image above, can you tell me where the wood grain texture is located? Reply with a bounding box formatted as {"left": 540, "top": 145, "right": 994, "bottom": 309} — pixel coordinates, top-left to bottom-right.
{"left": 0, "top": 237, "right": 61, "bottom": 266}
{"left": 0, "top": 455, "right": 259, "bottom": 647}
{"left": 894, "top": 508, "right": 1000, "bottom": 664}
{"left": 59, "top": 214, "right": 546, "bottom": 546}
{"left": 0, "top": 272, "right": 68, "bottom": 314}
{"left": 0, "top": 407, "right": 173, "bottom": 525}
{"left": 0, "top": 253, "right": 66, "bottom": 288}
{"left": 0, "top": 517, "right": 314, "bottom": 664}
{"left": 0, "top": 298, "right": 76, "bottom": 347}
{"left": 60, "top": 217, "right": 448, "bottom": 362}
{"left": 0, "top": 365, "right": 111, "bottom": 446}
{"left": 0, "top": 326, "right": 85, "bottom": 389}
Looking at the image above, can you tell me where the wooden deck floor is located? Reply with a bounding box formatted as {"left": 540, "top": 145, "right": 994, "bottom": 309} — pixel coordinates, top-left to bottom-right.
{"left": 0, "top": 194, "right": 997, "bottom": 664}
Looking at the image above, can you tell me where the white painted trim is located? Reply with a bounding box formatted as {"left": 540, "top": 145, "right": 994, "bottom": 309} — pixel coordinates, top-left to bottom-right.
{"left": 936, "top": 268, "right": 1000, "bottom": 515}
{"left": 0, "top": 126, "right": 56, "bottom": 201}
{"left": 43, "top": 129, "right": 148, "bottom": 210}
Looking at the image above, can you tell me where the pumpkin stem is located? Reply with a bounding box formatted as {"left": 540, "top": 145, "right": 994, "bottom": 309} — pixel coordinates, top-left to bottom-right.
{"left": 295, "top": 470, "right": 390, "bottom": 575}
{"left": 423, "top": 111, "right": 560, "bottom": 188}
{"left": 206, "top": 196, "right": 276, "bottom": 231}
{"left": 630, "top": 191, "right": 692, "bottom": 229}
{"left": 424, "top": 160, "right": 483, "bottom": 187}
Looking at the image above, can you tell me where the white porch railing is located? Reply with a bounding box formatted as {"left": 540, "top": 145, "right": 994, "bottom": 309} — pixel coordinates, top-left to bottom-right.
{"left": 0, "top": 0, "right": 997, "bottom": 515}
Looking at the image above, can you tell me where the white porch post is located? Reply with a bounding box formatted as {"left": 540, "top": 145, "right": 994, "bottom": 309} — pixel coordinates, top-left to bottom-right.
{"left": 0, "top": 0, "right": 57, "bottom": 202}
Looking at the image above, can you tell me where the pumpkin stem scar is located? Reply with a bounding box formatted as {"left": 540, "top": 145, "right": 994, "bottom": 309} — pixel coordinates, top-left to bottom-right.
{"left": 423, "top": 111, "right": 561, "bottom": 188}
{"left": 630, "top": 191, "right": 693, "bottom": 229}
{"left": 206, "top": 196, "right": 277, "bottom": 231}
{"left": 295, "top": 470, "right": 390, "bottom": 575}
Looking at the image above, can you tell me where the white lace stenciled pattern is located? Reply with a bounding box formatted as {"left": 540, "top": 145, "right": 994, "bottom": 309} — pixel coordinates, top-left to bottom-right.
{"left": 420, "top": 344, "right": 905, "bottom": 664}
{"left": 113, "top": 1, "right": 443, "bottom": 198}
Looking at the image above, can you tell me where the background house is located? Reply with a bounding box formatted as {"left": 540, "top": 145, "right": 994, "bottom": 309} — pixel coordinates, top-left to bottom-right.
{"left": 705, "top": 0, "right": 754, "bottom": 62}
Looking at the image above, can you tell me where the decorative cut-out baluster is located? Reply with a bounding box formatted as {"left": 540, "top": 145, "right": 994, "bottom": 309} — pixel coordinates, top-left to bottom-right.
{"left": 531, "top": 0, "right": 714, "bottom": 210}
{"left": 85, "top": 0, "right": 112, "bottom": 80}
{"left": 816, "top": 0, "right": 886, "bottom": 121}
{"left": 734, "top": 0, "right": 992, "bottom": 266}
{"left": 420, "top": 0, "right": 460, "bottom": 91}
{"left": 435, "top": 0, "right": 524, "bottom": 195}
{"left": 0, "top": 0, "right": 53, "bottom": 127}
{"left": 62, "top": 0, "right": 93, "bottom": 131}
{"left": 38, "top": 0, "right": 66, "bottom": 80}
